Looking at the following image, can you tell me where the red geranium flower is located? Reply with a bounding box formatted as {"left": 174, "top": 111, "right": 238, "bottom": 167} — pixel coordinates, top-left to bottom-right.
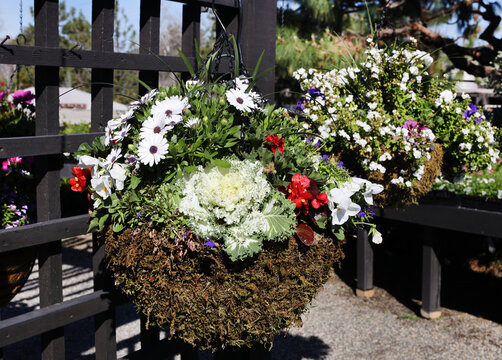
{"left": 266, "top": 134, "right": 284, "bottom": 154}
{"left": 69, "top": 166, "right": 91, "bottom": 192}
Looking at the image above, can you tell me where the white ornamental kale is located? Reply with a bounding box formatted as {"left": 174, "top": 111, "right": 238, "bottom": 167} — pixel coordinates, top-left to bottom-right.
{"left": 177, "top": 159, "right": 296, "bottom": 261}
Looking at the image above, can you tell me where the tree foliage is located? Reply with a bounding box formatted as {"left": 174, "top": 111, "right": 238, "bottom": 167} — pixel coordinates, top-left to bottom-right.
{"left": 278, "top": 0, "right": 502, "bottom": 78}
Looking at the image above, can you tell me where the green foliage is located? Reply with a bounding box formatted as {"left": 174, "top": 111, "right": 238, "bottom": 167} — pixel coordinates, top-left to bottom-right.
{"left": 60, "top": 122, "right": 91, "bottom": 135}
{"left": 432, "top": 160, "right": 502, "bottom": 200}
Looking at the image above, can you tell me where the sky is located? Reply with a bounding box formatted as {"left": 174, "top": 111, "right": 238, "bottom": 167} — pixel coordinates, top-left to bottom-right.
{"left": 0, "top": 0, "right": 184, "bottom": 41}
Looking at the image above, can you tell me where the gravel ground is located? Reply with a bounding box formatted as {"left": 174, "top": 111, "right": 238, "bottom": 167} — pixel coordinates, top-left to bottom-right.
{"left": 2, "top": 234, "right": 501, "bottom": 359}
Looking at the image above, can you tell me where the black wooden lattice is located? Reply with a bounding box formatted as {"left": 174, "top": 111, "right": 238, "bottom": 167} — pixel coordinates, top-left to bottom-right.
{"left": 0, "top": 1, "right": 277, "bottom": 359}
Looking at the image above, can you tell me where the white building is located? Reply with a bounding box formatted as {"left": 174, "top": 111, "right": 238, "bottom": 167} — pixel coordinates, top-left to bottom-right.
{"left": 23, "top": 87, "right": 129, "bottom": 126}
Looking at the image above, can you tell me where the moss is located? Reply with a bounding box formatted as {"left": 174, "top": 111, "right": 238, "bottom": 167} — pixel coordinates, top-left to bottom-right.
{"left": 104, "top": 228, "right": 343, "bottom": 351}
{"left": 335, "top": 144, "right": 444, "bottom": 208}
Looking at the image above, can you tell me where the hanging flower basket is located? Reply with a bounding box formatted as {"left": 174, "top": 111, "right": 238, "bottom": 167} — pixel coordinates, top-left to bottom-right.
{"left": 0, "top": 248, "right": 36, "bottom": 307}
{"left": 71, "top": 38, "right": 383, "bottom": 351}
{"left": 293, "top": 37, "right": 500, "bottom": 207}
{"left": 105, "top": 228, "right": 343, "bottom": 350}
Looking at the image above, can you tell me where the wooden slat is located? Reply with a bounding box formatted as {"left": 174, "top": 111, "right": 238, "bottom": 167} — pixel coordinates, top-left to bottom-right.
{"left": 171, "top": 0, "right": 237, "bottom": 8}
{"left": 91, "top": 1, "right": 118, "bottom": 358}
{"left": 0, "top": 291, "right": 113, "bottom": 348}
{"left": 0, "top": 133, "right": 102, "bottom": 157}
{"left": 34, "top": 0, "right": 65, "bottom": 358}
{"left": 0, "top": 214, "right": 89, "bottom": 253}
{"left": 0, "top": 46, "right": 195, "bottom": 72}
{"left": 138, "top": 0, "right": 160, "bottom": 94}
{"left": 240, "top": 0, "right": 277, "bottom": 102}
{"left": 374, "top": 205, "right": 502, "bottom": 238}
{"left": 181, "top": 3, "right": 201, "bottom": 81}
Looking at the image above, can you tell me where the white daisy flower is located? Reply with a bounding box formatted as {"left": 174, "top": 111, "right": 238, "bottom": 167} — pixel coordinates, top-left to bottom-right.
{"left": 131, "top": 89, "right": 159, "bottom": 109}
{"left": 150, "top": 96, "right": 189, "bottom": 128}
{"left": 137, "top": 133, "right": 169, "bottom": 166}
{"left": 140, "top": 116, "right": 167, "bottom": 138}
{"left": 118, "top": 108, "right": 135, "bottom": 123}
{"left": 112, "top": 124, "right": 131, "bottom": 143}
{"left": 105, "top": 148, "right": 122, "bottom": 168}
{"left": 184, "top": 117, "right": 200, "bottom": 129}
{"left": 225, "top": 88, "right": 255, "bottom": 112}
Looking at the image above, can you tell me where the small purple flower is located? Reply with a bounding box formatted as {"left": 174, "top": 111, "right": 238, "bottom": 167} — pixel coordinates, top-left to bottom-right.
{"left": 463, "top": 104, "right": 479, "bottom": 119}
{"left": 307, "top": 87, "right": 324, "bottom": 99}
{"left": 12, "top": 89, "right": 35, "bottom": 105}
{"left": 204, "top": 240, "right": 215, "bottom": 248}
{"left": 322, "top": 155, "right": 329, "bottom": 164}
{"left": 337, "top": 161, "right": 344, "bottom": 168}
{"left": 357, "top": 211, "right": 366, "bottom": 217}
{"left": 295, "top": 97, "right": 306, "bottom": 112}
{"left": 313, "top": 140, "right": 321, "bottom": 147}
{"left": 136, "top": 212, "right": 144, "bottom": 218}
{"left": 0, "top": 91, "right": 6, "bottom": 101}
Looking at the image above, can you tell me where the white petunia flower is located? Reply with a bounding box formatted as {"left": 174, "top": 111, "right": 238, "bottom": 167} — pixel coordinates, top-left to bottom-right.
{"left": 91, "top": 174, "right": 113, "bottom": 199}
{"left": 372, "top": 229, "right": 383, "bottom": 244}
{"left": 137, "top": 133, "right": 169, "bottom": 166}
{"left": 109, "top": 163, "right": 128, "bottom": 191}
{"left": 351, "top": 177, "right": 384, "bottom": 205}
{"left": 78, "top": 155, "right": 102, "bottom": 175}
{"left": 328, "top": 188, "right": 361, "bottom": 225}
{"left": 225, "top": 88, "right": 255, "bottom": 112}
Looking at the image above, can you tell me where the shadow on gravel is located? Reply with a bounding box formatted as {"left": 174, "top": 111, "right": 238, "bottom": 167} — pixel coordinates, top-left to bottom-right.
{"left": 272, "top": 333, "right": 331, "bottom": 360}
{"left": 335, "top": 219, "right": 502, "bottom": 324}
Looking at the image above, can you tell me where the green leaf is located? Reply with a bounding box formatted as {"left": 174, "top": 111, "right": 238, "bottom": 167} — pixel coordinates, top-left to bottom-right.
{"left": 77, "top": 142, "right": 92, "bottom": 153}
{"left": 88, "top": 218, "right": 99, "bottom": 232}
{"left": 129, "top": 190, "right": 139, "bottom": 203}
{"left": 112, "top": 222, "right": 125, "bottom": 232}
{"left": 99, "top": 214, "right": 110, "bottom": 230}
{"left": 184, "top": 165, "right": 198, "bottom": 173}
{"left": 129, "top": 176, "right": 141, "bottom": 189}
{"left": 211, "top": 159, "right": 231, "bottom": 168}
{"left": 251, "top": 50, "right": 265, "bottom": 81}
{"left": 334, "top": 227, "right": 345, "bottom": 241}
{"left": 178, "top": 49, "right": 195, "bottom": 77}
{"left": 316, "top": 217, "right": 327, "bottom": 230}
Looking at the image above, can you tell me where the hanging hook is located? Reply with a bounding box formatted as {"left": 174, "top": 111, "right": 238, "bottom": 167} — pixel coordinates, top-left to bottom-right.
{"left": 0, "top": 35, "right": 10, "bottom": 47}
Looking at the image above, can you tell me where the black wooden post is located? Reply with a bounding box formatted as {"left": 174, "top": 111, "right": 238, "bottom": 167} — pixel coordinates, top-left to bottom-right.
{"left": 34, "top": 1, "right": 65, "bottom": 359}
{"left": 138, "top": 0, "right": 162, "bottom": 351}
{"left": 421, "top": 227, "right": 442, "bottom": 319}
{"left": 182, "top": 3, "right": 201, "bottom": 80}
{"left": 240, "top": 0, "right": 277, "bottom": 103}
{"left": 91, "top": 1, "right": 118, "bottom": 359}
{"left": 356, "top": 226, "right": 375, "bottom": 298}
{"left": 139, "top": 0, "right": 160, "bottom": 95}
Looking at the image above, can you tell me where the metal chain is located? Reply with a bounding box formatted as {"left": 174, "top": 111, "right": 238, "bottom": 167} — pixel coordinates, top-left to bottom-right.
{"left": 375, "top": 0, "right": 392, "bottom": 44}
{"left": 280, "top": 0, "right": 285, "bottom": 40}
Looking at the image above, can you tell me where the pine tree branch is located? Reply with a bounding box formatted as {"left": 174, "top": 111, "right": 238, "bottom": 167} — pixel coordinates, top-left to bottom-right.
{"left": 379, "top": 22, "right": 498, "bottom": 77}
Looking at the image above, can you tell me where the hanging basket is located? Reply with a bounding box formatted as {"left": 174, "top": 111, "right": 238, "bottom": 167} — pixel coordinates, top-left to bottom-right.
{"left": 104, "top": 227, "right": 344, "bottom": 351}
{"left": 334, "top": 143, "right": 444, "bottom": 208}
{"left": 0, "top": 247, "right": 36, "bottom": 307}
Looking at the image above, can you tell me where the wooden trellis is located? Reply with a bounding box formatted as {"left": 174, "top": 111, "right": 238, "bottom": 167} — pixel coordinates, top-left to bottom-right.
{"left": 0, "top": 0, "right": 276, "bottom": 359}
